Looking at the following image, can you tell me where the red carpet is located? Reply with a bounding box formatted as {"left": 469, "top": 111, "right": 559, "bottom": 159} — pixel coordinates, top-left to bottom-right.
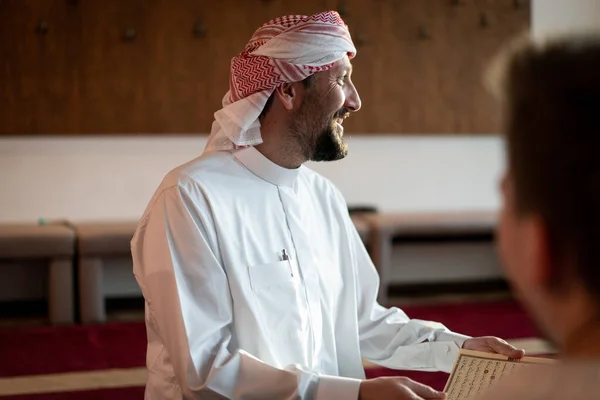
{"left": 370, "top": 299, "right": 540, "bottom": 391}
{"left": 0, "top": 299, "right": 539, "bottom": 398}
{"left": 0, "top": 323, "right": 147, "bottom": 378}
{"left": 1, "top": 388, "right": 145, "bottom": 400}
{"left": 398, "top": 299, "right": 539, "bottom": 339}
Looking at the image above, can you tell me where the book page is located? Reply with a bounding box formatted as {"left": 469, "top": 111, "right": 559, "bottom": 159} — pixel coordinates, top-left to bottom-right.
{"left": 443, "top": 349, "right": 555, "bottom": 400}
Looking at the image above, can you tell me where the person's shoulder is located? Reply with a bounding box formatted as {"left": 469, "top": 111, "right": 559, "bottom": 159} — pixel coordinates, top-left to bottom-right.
{"left": 138, "top": 151, "right": 234, "bottom": 220}
{"left": 161, "top": 150, "right": 234, "bottom": 189}
{"left": 474, "top": 364, "right": 554, "bottom": 400}
{"left": 299, "top": 165, "right": 346, "bottom": 204}
{"left": 475, "top": 361, "right": 600, "bottom": 400}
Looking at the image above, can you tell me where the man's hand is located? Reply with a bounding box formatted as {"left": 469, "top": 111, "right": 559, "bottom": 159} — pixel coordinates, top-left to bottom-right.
{"left": 359, "top": 377, "right": 446, "bottom": 400}
{"left": 463, "top": 336, "right": 525, "bottom": 359}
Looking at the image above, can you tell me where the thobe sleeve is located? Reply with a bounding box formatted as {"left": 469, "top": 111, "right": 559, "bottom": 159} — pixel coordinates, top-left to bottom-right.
{"left": 345, "top": 212, "right": 470, "bottom": 373}
{"left": 131, "top": 184, "right": 361, "bottom": 400}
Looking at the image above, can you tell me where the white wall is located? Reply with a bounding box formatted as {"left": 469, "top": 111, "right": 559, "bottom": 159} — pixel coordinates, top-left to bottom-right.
{"left": 0, "top": 135, "right": 504, "bottom": 223}
{"left": 532, "top": 0, "right": 600, "bottom": 39}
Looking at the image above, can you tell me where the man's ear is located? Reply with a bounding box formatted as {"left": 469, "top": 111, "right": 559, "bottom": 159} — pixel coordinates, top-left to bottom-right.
{"left": 275, "top": 83, "right": 299, "bottom": 111}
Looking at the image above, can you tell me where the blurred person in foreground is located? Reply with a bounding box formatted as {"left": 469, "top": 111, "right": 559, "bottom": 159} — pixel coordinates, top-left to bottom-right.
{"left": 476, "top": 33, "right": 600, "bottom": 400}
{"left": 132, "top": 11, "right": 522, "bottom": 400}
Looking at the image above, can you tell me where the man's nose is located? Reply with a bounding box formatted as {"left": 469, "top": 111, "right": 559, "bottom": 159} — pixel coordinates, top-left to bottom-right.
{"left": 345, "top": 83, "right": 361, "bottom": 112}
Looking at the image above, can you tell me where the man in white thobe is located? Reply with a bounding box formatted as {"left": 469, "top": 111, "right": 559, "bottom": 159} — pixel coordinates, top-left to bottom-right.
{"left": 132, "top": 11, "right": 523, "bottom": 400}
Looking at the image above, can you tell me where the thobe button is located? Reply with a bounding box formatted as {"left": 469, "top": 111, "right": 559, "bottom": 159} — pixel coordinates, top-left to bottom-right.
{"left": 444, "top": 345, "right": 450, "bottom": 353}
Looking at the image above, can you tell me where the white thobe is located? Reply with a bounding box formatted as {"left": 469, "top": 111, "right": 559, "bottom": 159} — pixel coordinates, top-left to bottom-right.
{"left": 131, "top": 146, "right": 469, "bottom": 399}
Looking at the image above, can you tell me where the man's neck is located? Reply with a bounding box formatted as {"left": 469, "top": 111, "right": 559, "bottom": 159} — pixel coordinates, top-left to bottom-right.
{"left": 562, "top": 312, "right": 600, "bottom": 359}
{"left": 255, "top": 119, "right": 307, "bottom": 169}
{"left": 254, "top": 141, "right": 305, "bottom": 169}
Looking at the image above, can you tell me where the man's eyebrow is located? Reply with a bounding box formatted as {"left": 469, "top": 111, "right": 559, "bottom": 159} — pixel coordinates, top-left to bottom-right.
{"left": 338, "top": 63, "right": 352, "bottom": 74}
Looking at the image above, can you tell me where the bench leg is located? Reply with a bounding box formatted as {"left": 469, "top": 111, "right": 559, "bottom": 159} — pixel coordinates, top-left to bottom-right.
{"left": 79, "top": 257, "right": 106, "bottom": 323}
{"left": 49, "top": 258, "right": 74, "bottom": 324}
{"left": 371, "top": 230, "right": 392, "bottom": 306}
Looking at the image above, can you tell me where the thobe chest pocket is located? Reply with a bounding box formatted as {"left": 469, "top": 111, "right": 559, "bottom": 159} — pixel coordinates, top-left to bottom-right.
{"left": 248, "top": 260, "right": 296, "bottom": 290}
{"left": 247, "top": 260, "right": 310, "bottom": 340}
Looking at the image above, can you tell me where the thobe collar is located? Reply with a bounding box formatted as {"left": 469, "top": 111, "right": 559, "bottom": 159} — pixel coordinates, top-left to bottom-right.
{"left": 234, "top": 146, "right": 300, "bottom": 188}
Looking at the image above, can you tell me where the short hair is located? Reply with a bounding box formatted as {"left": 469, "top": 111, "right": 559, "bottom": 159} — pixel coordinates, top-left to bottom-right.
{"left": 490, "top": 34, "right": 600, "bottom": 302}
{"left": 259, "top": 74, "right": 315, "bottom": 120}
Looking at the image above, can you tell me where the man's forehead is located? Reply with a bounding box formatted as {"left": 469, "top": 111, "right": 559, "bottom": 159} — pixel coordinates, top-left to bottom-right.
{"left": 333, "top": 56, "right": 353, "bottom": 71}
{"left": 310, "top": 56, "right": 352, "bottom": 80}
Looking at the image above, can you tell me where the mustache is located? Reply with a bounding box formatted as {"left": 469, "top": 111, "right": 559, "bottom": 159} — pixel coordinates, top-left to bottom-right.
{"left": 333, "top": 107, "right": 350, "bottom": 119}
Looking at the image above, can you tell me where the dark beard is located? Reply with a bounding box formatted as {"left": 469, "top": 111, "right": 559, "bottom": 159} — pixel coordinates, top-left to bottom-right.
{"left": 310, "top": 124, "right": 348, "bottom": 162}
{"left": 289, "top": 88, "right": 350, "bottom": 162}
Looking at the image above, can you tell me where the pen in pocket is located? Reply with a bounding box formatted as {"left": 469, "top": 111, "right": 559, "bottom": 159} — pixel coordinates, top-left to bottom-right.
{"left": 282, "top": 249, "right": 293, "bottom": 277}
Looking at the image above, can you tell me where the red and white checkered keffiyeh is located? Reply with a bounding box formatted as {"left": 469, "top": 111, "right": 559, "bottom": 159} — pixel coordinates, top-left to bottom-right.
{"left": 204, "top": 11, "right": 356, "bottom": 152}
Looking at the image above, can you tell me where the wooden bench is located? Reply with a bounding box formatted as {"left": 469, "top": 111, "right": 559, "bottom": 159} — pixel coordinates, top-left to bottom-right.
{"left": 364, "top": 211, "right": 498, "bottom": 305}
{"left": 0, "top": 223, "right": 75, "bottom": 324}
{"left": 75, "top": 213, "right": 373, "bottom": 323}
{"left": 75, "top": 221, "right": 139, "bottom": 323}
{"left": 350, "top": 213, "right": 372, "bottom": 244}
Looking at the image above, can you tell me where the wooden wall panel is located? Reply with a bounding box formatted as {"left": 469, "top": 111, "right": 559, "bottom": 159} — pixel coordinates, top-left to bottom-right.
{"left": 0, "top": 0, "right": 529, "bottom": 135}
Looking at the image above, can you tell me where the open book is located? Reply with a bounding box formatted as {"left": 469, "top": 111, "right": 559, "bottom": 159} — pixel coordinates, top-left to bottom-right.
{"left": 443, "top": 349, "right": 556, "bottom": 400}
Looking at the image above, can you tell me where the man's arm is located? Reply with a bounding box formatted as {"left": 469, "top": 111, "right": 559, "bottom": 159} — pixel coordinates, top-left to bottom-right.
{"left": 344, "top": 211, "right": 523, "bottom": 372}
{"left": 341, "top": 212, "right": 469, "bottom": 373}
{"left": 132, "top": 184, "right": 361, "bottom": 399}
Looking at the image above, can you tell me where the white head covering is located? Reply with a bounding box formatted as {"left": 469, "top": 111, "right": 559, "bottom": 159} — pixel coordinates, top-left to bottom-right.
{"left": 204, "top": 11, "right": 356, "bottom": 153}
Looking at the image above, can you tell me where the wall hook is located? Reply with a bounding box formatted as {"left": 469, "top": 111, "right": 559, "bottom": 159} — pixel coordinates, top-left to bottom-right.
{"left": 479, "top": 12, "right": 490, "bottom": 28}
{"left": 337, "top": 1, "right": 348, "bottom": 17}
{"left": 417, "top": 25, "right": 431, "bottom": 40}
{"left": 122, "top": 28, "right": 137, "bottom": 42}
{"left": 355, "top": 32, "right": 368, "bottom": 47}
{"left": 35, "top": 20, "right": 49, "bottom": 36}
{"left": 193, "top": 20, "right": 207, "bottom": 38}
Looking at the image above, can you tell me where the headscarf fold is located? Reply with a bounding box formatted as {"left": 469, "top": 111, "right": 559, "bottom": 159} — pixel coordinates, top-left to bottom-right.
{"left": 204, "top": 11, "right": 356, "bottom": 152}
